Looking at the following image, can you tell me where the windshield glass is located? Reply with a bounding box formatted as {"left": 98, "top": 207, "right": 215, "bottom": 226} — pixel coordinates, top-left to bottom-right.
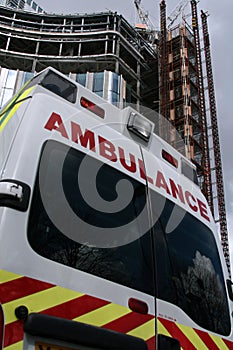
{"left": 22, "top": 69, "right": 77, "bottom": 103}
{"left": 28, "top": 140, "right": 230, "bottom": 335}
{"left": 28, "top": 140, "right": 154, "bottom": 295}
{"left": 151, "top": 191, "right": 230, "bottom": 335}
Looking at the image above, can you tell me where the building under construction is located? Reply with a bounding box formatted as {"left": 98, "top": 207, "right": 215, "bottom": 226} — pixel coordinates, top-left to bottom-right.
{"left": 0, "top": 0, "right": 230, "bottom": 273}
{"left": 0, "top": 5, "right": 157, "bottom": 110}
{"left": 159, "top": 0, "right": 230, "bottom": 274}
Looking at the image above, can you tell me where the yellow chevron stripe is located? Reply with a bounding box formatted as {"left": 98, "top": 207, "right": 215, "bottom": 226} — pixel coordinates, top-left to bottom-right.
{"left": 177, "top": 323, "right": 209, "bottom": 350}
{"left": 74, "top": 303, "right": 130, "bottom": 326}
{"left": 0, "top": 87, "right": 34, "bottom": 131}
{"left": 0, "top": 270, "right": 22, "bottom": 284}
{"left": 127, "top": 319, "right": 155, "bottom": 340}
{"left": 5, "top": 341, "right": 23, "bottom": 350}
{"left": 209, "top": 333, "right": 229, "bottom": 350}
{"left": 157, "top": 319, "right": 171, "bottom": 337}
{"left": 158, "top": 320, "right": 186, "bottom": 350}
{"left": 3, "top": 286, "right": 83, "bottom": 324}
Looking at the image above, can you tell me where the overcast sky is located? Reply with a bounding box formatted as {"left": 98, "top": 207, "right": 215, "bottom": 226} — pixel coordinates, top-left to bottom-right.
{"left": 37, "top": 0, "right": 233, "bottom": 269}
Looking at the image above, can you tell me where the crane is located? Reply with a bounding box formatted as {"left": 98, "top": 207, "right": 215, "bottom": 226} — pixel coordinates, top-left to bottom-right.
{"left": 134, "top": 0, "right": 157, "bottom": 43}
{"left": 167, "top": 0, "right": 190, "bottom": 29}
{"left": 134, "top": 0, "right": 156, "bottom": 32}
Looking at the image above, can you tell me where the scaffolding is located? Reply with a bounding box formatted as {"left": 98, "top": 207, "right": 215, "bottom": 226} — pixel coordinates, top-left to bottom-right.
{"left": 159, "top": 0, "right": 170, "bottom": 142}
{"left": 159, "top": 0, "right": 230, "bottom": 275}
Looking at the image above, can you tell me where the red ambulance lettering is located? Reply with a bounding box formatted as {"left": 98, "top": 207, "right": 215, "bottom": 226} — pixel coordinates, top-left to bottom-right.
{"left": 44, "top": 112, "right": 68, "bottom": 139}
{"left": 118, "top": 147, "right": 137, "bottom": 173}
{"left": 185, "top": 191, "right": 198, "bottom": 212}
{"left": 155, "top": 171, "right": 171, "bottom": 195}
{"left": 98, "top": 136, "right": 117, "bottom": 162}
{"left": 197, "top": 199, "right": 210, "bottom": 222}
{"left": 169, "top": 179, "right": 185, "bottom": 204}
{"left": 71, "top": 121, "right": 96, "bottom": 152}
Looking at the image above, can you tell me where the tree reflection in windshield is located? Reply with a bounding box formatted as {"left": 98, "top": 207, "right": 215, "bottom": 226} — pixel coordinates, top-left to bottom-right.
{"left": 152, "top": 191, "right": 230, "bottom": 336}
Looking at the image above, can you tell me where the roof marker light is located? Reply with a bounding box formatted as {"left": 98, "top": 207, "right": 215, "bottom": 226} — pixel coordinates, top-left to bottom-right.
{"left": 127, "top": 112, "right": 153, "bottom": 142}
{"left": 162, "top": 149, "right": 178, "bottom": 168}
{"left": 80, "top": 97, "right": 105, "bottom": 118}
{"left": 181, "top": 158, "right": 198, "bottom": 184}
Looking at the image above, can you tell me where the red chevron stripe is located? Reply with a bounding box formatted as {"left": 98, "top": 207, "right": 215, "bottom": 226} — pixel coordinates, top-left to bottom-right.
{"left": 194, "top": 328, "right": 219, "bottom": 350}
{"left": 40, "top": 294, "right": 109, "bottom": 319}
{"left": 4, "top": 320, "right": 24, "bottom": 347}
{"left": 0, "top": 277, "right": 54, "bottom": 303}
{"left": 158, "top": 318, "right": 196, "bottom": 350}
{"left": 223, "top": 338, "right": 233, "bottom": 349}
{"left": 103, "top": 311, "right": 154, "bottom": 333}
{"left": 146, "top": 336, "right": 155, "bottom": 350}
{"left": 4, "top": 295, "right": 109, "bottom": 347}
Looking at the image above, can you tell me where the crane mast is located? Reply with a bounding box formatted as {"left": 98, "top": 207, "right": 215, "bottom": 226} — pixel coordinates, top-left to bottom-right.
{"left": 201, "top": 10, "right": 230, "bottom": 276}
{"left": 190, "top": 0, "right": 213, "bottom": 212}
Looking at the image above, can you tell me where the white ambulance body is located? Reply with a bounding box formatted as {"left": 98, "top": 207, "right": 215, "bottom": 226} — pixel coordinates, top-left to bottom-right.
{"left": 0, "top": 67, "right": 232, "bottom": 350}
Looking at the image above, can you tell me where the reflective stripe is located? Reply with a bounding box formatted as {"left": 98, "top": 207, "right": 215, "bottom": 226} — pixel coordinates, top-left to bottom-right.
{"left": 1, "top": 270, "right": 155, "bottom": 350}
{"left": 1, "top": 276, "right": 53, "bottom": 303}
{"left": 157, "top": 319, "right": 171, "bottom": 337}
{"left": 5, "top": 340, "right": 23, "bottom": 350}
{"left": 0, "top": 87, "right": 34, "bottom": 131}
{"left": 74, "top": 303, "right": 130, "bottom": 326}
{"left": 127, "top": 319, "right": 155, "bottom": 340}
{"left": 178, "top": 323, "right": 209, "bottom": 350}
{"left": 210, "top": 334, "right": 229, "bottom": 350}
{"left": 0, "top": 270, "right": 20, "bottom": 284}
{"left": 159, "top": 317, "right": 196, "bottom": 350}
{"left": 3, "top": 286, "right": 83, "bottom": 324}
{"left": 158, "top": 317, "right": 233, "bottom": 350}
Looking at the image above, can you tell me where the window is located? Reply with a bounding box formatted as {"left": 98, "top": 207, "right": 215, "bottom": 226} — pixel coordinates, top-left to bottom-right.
{"left": 93, "top": 72, "right": 104, "bottom": 97}
{"left": 23, "top": 69, "right": 77, "bottom": 103}
{"left": 112, "top": 72, "right": 119, "bottom": 93}
{"left": 32, "top": 1, "right": 36, "bottom": 10}
{"left": 174, "top": 86, "right": 182, "bottom": 100}
{"left": 40, "top": 71, "right": 77, "bottom": 103}
{"left": 28, "top": 140, "right": 230, "bottom": 335}
{"left": 28, "top": 141, "right": 154, "bottom": 295}
{"left": 22, "top": 71, "right": 34, "bottom": 86}
{"left": 175, "top": 104, "right": 183, "bottom": 118}
{"left": 76, "top": 73, "right": 86, "bottom": 87}
{"left": 151, "top": 190, "right": 230, "bottom": 335}
{"left": 111, "top": 92, "right": 119, "bottom": 105}
{"left": 0, "top": 69, "right": 17, "bottom": 107}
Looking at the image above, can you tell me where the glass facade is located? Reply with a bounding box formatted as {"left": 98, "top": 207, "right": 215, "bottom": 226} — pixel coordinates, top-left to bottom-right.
{"left": 0, "top": 69, "right": 34, "bottom": 107}
{"left": 93, "top": 72, "right": 104, "bottom": 97}
{"left": 76, "top": 73, "right": 86, "bottom": 87}
{"left": 0, "top": 68, "right": 128, "bottom": 109}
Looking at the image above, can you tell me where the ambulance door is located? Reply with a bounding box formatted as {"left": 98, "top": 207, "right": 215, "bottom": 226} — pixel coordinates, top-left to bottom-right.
{"left": 140, "top": 146, "right": 181, "bottom": 350}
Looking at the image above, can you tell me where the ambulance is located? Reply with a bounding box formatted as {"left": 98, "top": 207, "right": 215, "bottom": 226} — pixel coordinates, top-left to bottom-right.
{"left": 0, "top": 67, "right": 232, "bottom": 350}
